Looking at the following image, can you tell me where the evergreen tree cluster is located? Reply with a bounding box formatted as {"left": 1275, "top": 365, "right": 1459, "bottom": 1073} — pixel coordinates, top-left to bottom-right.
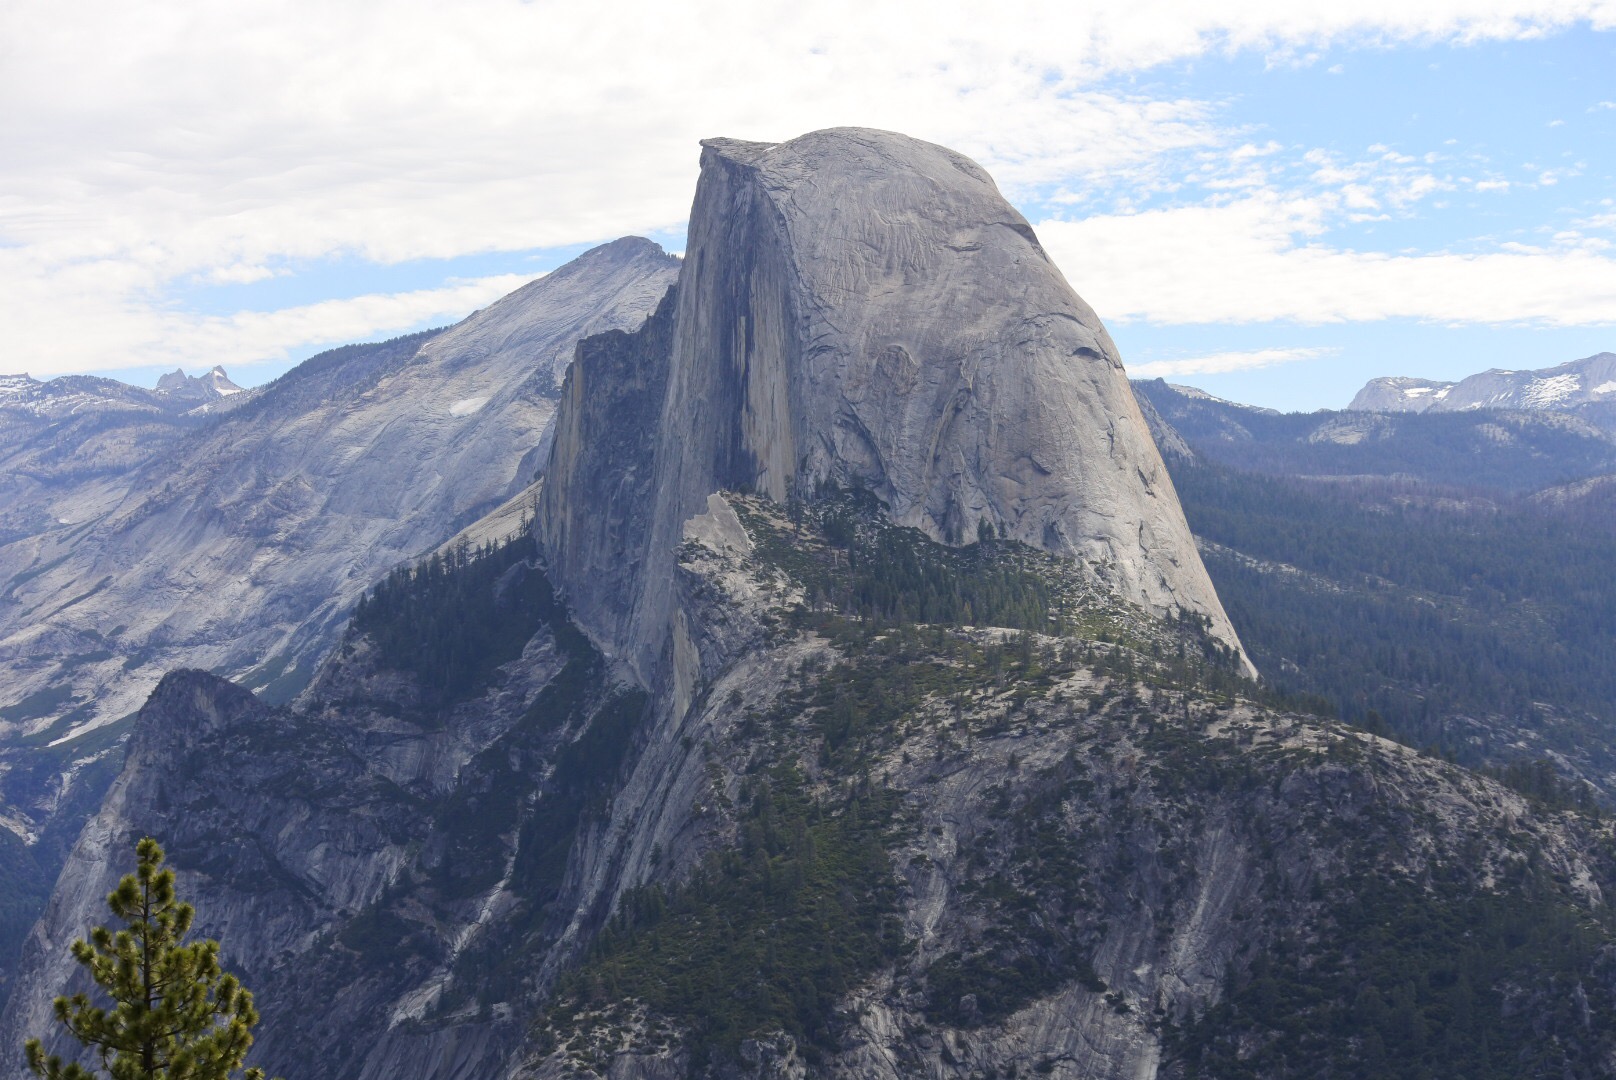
{"left": 549, "top": 767, "right": 904, "bottom": 1067}
{"left": 351, "top": 531, "right": 563, "bottom": 706}
{"left": 745, "top": 489, "right": 1065, "bottom": 635}
{"left": 1175, "top": 878, "right": 1616, "bottom": 1078}
{"left": 1171, "top": 462, "right": 1616, "bottom": 775}
{"left": 812, "top": 521, "right": 1059, "bottom": 632}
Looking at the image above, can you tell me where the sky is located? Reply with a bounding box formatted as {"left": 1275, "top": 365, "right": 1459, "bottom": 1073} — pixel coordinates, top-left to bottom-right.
{"left": 3, "top": 1, "right": 1615, "bottom": 412}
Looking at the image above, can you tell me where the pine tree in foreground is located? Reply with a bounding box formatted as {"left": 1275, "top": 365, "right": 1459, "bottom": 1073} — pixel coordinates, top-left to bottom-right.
{"left": 24, "top": 837, "right": 275, "bottom": 1080}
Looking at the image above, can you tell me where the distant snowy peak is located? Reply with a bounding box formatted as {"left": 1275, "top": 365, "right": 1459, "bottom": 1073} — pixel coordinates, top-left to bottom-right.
{"left": 0, "top": 367, "right": 252, "bottom": 426}
{"left": 154, "top": 365, "right": 243, "bottom": 402}
{"left": 208, "top": 365, "right": 244, "bottom": 395}
{"left": 154, "top": 368, "right": 189, "bottom": 392}
{"left": 0, "top": 372, "right": 163, "bottom": 420}
{"left": 0, "top": 373, "right": 39, "bottom": 402}
{"left": 1350, "top": 353, "right": 1616, "bottom": 414}
{"left": 1347, "top": 376, "right": 1455, "bottom": 413}
{"left": 1, "top": 365, "right": 248, "bottom": 420}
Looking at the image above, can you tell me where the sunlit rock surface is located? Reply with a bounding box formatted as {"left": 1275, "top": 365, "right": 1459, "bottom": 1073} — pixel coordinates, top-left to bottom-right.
{"left": 539, "top": 129, "right": 1247, "bottom": 683}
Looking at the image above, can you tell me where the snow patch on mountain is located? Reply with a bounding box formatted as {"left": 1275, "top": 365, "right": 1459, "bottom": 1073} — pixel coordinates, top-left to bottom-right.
{"left": 1522, "top": 373, "right": 1581, "bottom": 408}
{"left": 1167, "top": 383, "right": 1281, "bottom": 414}
{"left": 1350, "top": 353, "right": 1616, "bottom": 416}
{"left": 1346, "top": 376, "right": 1458, "bottom": 413}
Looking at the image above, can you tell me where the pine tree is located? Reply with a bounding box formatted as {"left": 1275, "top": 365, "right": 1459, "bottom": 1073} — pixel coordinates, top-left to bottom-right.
{"left": 24, "top": 837, "right": 274, "bottom": 1080}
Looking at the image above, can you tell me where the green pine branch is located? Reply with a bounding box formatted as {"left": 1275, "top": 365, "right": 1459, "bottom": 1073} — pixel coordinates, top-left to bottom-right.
{"left": 23, "top": 838, "right": 280, "bottom": 1080}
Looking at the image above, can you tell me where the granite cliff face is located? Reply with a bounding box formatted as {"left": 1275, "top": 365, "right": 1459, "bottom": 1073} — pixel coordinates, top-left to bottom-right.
{"left": 0, "top": 239, "right": 678, "bottom": 1008}
{"left": 0, "top": 237, "right": 678, "bottom": 747}
{"left": 540, "top": 129, "right": 1246, "bottom": 685}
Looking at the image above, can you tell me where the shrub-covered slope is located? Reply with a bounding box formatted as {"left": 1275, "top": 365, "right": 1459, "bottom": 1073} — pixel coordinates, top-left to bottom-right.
{"left": 527, "top": 494, "right": 1616, "bottom": 1080}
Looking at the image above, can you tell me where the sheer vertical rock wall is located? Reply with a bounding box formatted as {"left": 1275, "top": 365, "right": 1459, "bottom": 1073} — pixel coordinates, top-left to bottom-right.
{"left": 538, "top": 128, "right": 1248, "bottom": 682}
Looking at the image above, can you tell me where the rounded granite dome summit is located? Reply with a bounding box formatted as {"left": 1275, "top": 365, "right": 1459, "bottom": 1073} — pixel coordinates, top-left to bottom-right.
{"left": 542, "top": 127, "right": 1251, "bottom": 677}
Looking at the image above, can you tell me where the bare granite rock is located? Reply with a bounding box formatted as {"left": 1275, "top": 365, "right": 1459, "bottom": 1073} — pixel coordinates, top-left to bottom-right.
{"left": 0, "top": 237, "right": 679, "bottom": 748}
{"left": 1349, "top": 352, "right": 1616, "bottom": 414}
{"left": 540, "top": 128, "right": 1248, "bottom": 683}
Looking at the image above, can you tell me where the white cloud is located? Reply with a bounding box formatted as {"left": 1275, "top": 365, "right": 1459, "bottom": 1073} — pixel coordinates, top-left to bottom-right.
{"left": 1128, "top": 347, "right": 1335, "bottom": 377}
{"left": 4, "top": 0, "right": 1616, "bottom": 376}
{"left": 204, "top": 264, "right": 281, "bottom": 286}
{"left": 10, "top": 271, "right": 530, "bottom": 378}
{"left": 1300, "top": 146, "right": 1455, "bottom": 211}
{"left": 188, "top": 275, "right": 533, "bottom": 370}
{"left": 1038, "top": 192, "right": 1616, "bottom": 326}
{"left": 1231, "top": 141, "right": 1285, "bottom": 160}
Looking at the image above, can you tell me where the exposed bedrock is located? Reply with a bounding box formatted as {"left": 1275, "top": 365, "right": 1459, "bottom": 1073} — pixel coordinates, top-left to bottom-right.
{"left": 539, "top": 128, "right": 1248, "bottom": 681}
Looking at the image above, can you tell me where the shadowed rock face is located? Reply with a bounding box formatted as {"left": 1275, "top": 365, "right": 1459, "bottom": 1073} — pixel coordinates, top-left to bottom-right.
{"left": 536, "top": 286, "right": 678, "bottom": 674}
{"left": 541, "top": 128, "right": 1247, "bottom": 680}
{"left": 0, "top": 241, "right": 680, "bottom": 990}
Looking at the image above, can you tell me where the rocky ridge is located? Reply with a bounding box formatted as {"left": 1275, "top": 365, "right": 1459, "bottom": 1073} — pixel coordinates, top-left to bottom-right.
{"left": 1349, "top": 352, "right": 1616, "bottom": 416}
{"left": 1134, "top": 377, "right": 1616, "bottom": 491}
{"left": 153, "top": 365, "right": 245, "bottom": 404}
{"left": 0, "top": 236, "right": 678, "bottom": 751}
{"left": 0, "top": 239, "right": 677, "bottom": 1007}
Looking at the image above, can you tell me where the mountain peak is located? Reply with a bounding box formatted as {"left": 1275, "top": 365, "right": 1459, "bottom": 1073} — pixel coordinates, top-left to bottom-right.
{"left": 1350, "top": 351, "right": 1616, "bottom": 413}
{"left": 205, "top": 365, "right": 243, "bottom": 395}
{"left": 155, "top": 367, "right": 190, "bottom": 392}
{"left": 1347, "top": 375, "right": 1456, "bottom": 413}
{"left": 153, "top": 365, "right": 243, "bottom": 400}
{"left": 539, "top": 128, "right": 1249, "bottom": 682}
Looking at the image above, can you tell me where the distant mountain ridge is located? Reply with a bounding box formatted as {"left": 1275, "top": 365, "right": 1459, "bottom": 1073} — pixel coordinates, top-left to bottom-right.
{"left": 1349, "top": 351, "right": 1616, "bottom": 414}
{"left": 0, "top": 236, "right": 678, "bottom": 748}
{"left": 1134, "top": 377, "right": 1616, "bottom": 491}
{"left": 1, "top": 368, "right": 252, "bottom": 558}
{"left": 1134, "top": 377, "right": 1616, "bottom": 801}
{"left": 2, "top": 364, "right": 246, "bottom": 418}
{"left": 153, "top": 364, "right": 245, "bottom": 406}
